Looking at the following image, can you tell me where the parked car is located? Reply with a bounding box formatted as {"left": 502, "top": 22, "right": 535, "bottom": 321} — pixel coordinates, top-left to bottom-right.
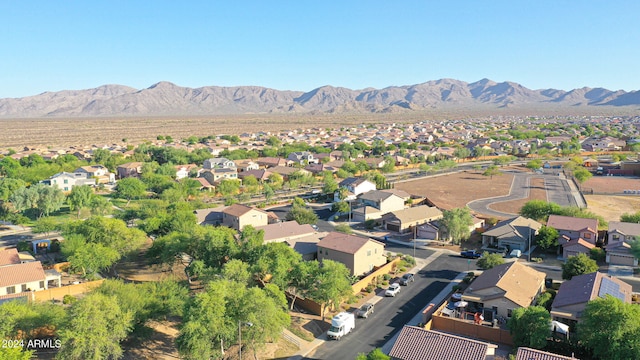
{"left": 399, "top": 273, "right": 415, "bottom": 285}
{"left": 356, "top": 303, "right": 375, "bottom": 318}
{"left": 385, "top": 283, "right": 401, "bottom": 297}
{"left": 460, "top": 250, "right": 482, "bottom": 259}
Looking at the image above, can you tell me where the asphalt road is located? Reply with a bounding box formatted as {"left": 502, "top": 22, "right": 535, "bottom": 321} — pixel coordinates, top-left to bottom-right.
{"left": 305, "top": 253, "right": 461, "bottom": 360}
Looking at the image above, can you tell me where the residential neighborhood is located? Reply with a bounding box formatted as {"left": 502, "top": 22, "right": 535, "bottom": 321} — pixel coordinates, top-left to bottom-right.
{"left": 1, "top": 115, "right": 640, "bottom": 360}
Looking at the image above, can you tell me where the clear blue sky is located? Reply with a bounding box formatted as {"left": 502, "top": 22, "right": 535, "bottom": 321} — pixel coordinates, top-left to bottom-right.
{"left": 1, "top": 1, "right": 639, "bottom": 98}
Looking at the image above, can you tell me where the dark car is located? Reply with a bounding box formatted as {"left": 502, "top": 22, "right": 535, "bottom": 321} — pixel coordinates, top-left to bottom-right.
{"left": 356, "top": 303, "right": 374, "bottom": 318}
{"left": 460, "top": 250, "right": 482, "bottom": 259}
{"left": 399, "top": 273, "right": 415, "bottom": 285}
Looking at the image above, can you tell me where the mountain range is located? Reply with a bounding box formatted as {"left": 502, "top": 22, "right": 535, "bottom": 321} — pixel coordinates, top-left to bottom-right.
{"left": 1, "top": 78, "right": 639, "bottom": 118}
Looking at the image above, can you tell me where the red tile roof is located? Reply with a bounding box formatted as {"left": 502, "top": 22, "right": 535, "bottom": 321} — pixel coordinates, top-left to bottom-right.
{"left": 0, "top": 261, "right": 46, "bottom": 288}
{"left": 389, "top": 326, "right": 491, "bottom": 360}
{"left": 0, "top": 248, "right": 21, "bottom": 266}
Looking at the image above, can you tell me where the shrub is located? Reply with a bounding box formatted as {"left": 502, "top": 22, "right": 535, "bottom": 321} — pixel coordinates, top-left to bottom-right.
{"left": 17, "top": 241, "right": 31, "bottom": 252}
{"left": 381, "top": 281, "right": 389, "bottom": 286}
{"left": 63, "top": 295, "right": 77, "bottom": 305}
{"left": 364, "top": 284, "right": 375, "bottom": 293}
{"left": 398, "top": 267, "right": 406, "bottom": 273}
{"left": 383, "top": 274, "right": 391, "bottom": 281}
{"left": 403, "top": 255, "right": 416, "bottom": 266}
{"left": 590, "top": 247, "right": 606, "bottom": 262}
{"left": 364, "top": 219, "right": 377, "bottom": 230}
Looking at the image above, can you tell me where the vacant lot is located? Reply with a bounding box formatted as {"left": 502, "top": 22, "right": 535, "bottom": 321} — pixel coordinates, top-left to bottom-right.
{"left": 582, "top": 176, "right": 640, "bottom": 194}
{"left": 394, "top": 171, "right": 514, "bottom": 210}
{"left": 584, "top": 195, "right": 640, "bottom": 222}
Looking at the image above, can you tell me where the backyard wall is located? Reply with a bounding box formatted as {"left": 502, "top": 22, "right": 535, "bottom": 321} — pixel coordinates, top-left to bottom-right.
{"left": 427, "top": 304, "right": 513, "bottom": 345}
{"left": 34, "top": 280, "right": 105, "bottom": 302}
{"left": 351, "top": 257, "right": 401, "bottom": 293}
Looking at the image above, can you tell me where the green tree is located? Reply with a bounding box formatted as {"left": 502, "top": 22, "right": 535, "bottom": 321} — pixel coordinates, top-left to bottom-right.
{"left": 573, "top": 166, "right": 593, "bottom": 183}
{"left": 0, "top": 178, "right": 26, "bottom": 201}
{"left": 453, "top": 147, "right": 471, "bottom": 162}
{"left": 629, "top": 238, "right": 640, "bottom": 260}
{"left": 493, "top": 155, "right": 513, "bottom": 166}
{"left": 57, "top": 293, "right": 133, "bottom": 360}
{"left": 526, "top": 159, "right": 543, "bottom": 170}
{"left": 217, "top": 179, "right": 241, "bottom": 197}
{"left": 621, "top": 211, "right": 640, "bottom": 223}
{"left": 323, "top": 174, "right": 339, "bottom": 194}
{"left": 482, "top": 165, "right": 501, "bottom": 179}
{"left": 355, "top": 348, "right": 391, "bottom": 360}
{"left": 114, "top": 177, "right": 147, "bottom": 205}
{"left": 440, "top": 207, "right": 474, "bottom": 244}
{"left": 0, "top": 157, "right": 22, "bottom": 177}
{"left": 519, "top": 200, "right": 562, "bottom": 222}
{"left": 286, "top": 198, "right": 318, "bottom": 225}
{"left": 332, "top": 201, "right": 350, "bottom": 214}
{"left": 334, "top": 223, "right": 353, "bottom": 234}
{"left": 476, "top": 253, "right": 505, "bottom": 269}
{"left": 67, "top": 185, "right": 93, "bottom": 218}
{"left": 252, "top": 242, "right": 302, "bottom": 289}
{"left": 32, "top": 216, "right": 58, "bottom": 237}
{"left": 88, "top": 195, "right": 112, "bottom": 216}
{"left": 34, "top": 184, "right": 65, "bottom": 218}
{"left": 578, "top": 295, "right": 640, "bottom": 360}
{"left": 309, "top": 259, "right": 353, "bottom": 319}
{"left": 508, "top": 306, "right": 550, "bottom": 349}
{"left": 68, "top": 243, "right": 120, "bottom": 278}
{"left": 561, "top": 253, "right": 598, "bottom": 280}
{"left": 535, "top": 225, "right": 559, "bottom": 250}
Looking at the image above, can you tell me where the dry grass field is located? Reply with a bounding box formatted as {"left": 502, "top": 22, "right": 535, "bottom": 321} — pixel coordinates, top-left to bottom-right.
{"left": 582, "top": 176, "right": 640, "bottom": 194}
{"left": 584, "top": 195, "right": 640, "bottom": 222}
{"left": 394, "top": 170, "right": 515, "bottom": 210}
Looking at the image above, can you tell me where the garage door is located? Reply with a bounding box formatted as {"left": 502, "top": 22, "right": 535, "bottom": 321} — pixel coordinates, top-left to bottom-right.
{"left": 386, "top": 224, "right": 400, "bottom": 232}
{"left": 609, "top": 254, "right": 636, "bottom": 266}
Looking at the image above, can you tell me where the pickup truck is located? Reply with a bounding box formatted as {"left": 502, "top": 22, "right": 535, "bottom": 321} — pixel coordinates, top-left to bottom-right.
{"left": 460, "top": 250, "right": 482, "bottom": 259}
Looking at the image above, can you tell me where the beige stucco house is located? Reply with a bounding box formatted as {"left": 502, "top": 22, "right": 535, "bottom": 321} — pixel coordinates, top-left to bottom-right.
{"left": 381, "top": 205, "right": 443, "bottom": 233}
{"left": 222, "top": 204, "right": 269, "bottom": 231}
{"left": 462, "top": 261, "right": 546, "bottom": 321}
{"left": 316, "top": 232, "right": 386, "bottom": 276}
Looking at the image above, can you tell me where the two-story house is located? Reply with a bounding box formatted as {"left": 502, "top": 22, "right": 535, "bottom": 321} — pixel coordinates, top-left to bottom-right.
{"left": 316, "top": 232, "right": 386, "bottom": 276}
{"left": 605, "top": 221, "right": 640, "bottom": 266}
{"left": 199, "top": 168, "right": 238, "bottom": 185}
{"left": 352, "top": 190, "right": 405, "bottom": 222}
{"left": 47, "top": 172, "right": 95, "bottom": 191}
{"left": 462, "top": 261, "right": 546, "bottom": 322}
{"left": 256, "top": 221, "right": 324, "bottom": 260}
{"left": 116, "top": 162, "right": 144, "bottom": 179}
{"left": 74, "top": 165, "right": 116, "bottom": 184}
{"left": 234, "top": 159, "right": 260, "bottom": 172}
{"left": 174, "top": 164, "right": 198, "bottom": 180}
{"left": 334, "top": 177, "right": 377, "bottom": 202}
{"left": 203, "top": 157, "right": 237, "bottom": 170}
{"left": 222, "top": 204, "right": 269, "bottom": 231}
{"left": 547, "top": 215, "right": 598, "bottom": 259}
{"left": 287, "top": 151, "right": 318, "bottom": 165}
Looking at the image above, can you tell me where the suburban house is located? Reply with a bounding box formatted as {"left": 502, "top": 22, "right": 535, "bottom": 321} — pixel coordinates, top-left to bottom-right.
{"left": 256, "top": 157, "right": 291, "bottom": 168}
{"left": 237, "top": 169, "right": 272, "bottom": 182}
{"left": 481, "top": 216, "right": 542, "bottom": 252}
{"left": 0, "top": 248, "right": 61, "bottom": 299}
{"left": 199, "top": 168, "right": 238, "bottom": 185}
{"left": 116, "top": 162, "right": 144, "bottom": 179}
{"left": 381, "top": 206, "right": 443, "bottom": 233}
{"left": 316, "top": 232, "right": 386, "bottom": 276}
{"left": 255, "top": 221, "right": 323, "bottom": 260}
{"left": 547, "top": 215, "right": 598, "bottom": 244}
{"left": 515, "top": 348, "right": 579, "bottom": 360}
{"left": 605, "top": 221, "right": 640, "bottom": 266}
{"left": 352, "top": 190, "right": 405, "bottom": 222}
{"left": 286, "top": 151, "right": 318, "bottom": 165}
{"left": 194, "top": 206, "right": 228, "bottom": 226}
{"left": 551, "top": 271, "right": 632, "bottom": 329}
{"left": 233, "top": 159, "right": 260, "bottom": 172}
{"left": 416, "top": 222, "right": 441, "bottom": 240}
{"left": 334, "top": 177, "right": 377, "bottom": 202}
{"left": 267, "top": 166, "right": 311, "bottom": 180}
{"left": 562, "top": 239, "right": 596, "bottom": 259}
{"left": 462, "top": 261, "right": 546, "bottom": 321}
{"left": 47, "top": 172, "right": 96, "bottom": 191}
{"left": 74, "top": 165, "right": 116, "bottom": 184}
{"left": 203, "top": 157, "right": 237, "bottom": 170}
{"left": 222, "top": 204, "right": 269, "bottom": 230}
{"left": 389, "top": 326, "right": 497, "bottom": 360}
{"left": 362, "top": 157, "right": 386, "bottom": 169}
{"left": 174, "top": 164, "right": 198, "bottom": 180}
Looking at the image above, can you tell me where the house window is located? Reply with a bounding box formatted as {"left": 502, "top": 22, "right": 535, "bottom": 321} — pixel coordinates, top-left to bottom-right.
{"left": 367, "top": 250, "right": 371, "bottom": 256}
{"left": 21, "top": 284, "right": 27, "bottom": 292}
{"left": 64, "top": 179, "right": 68, "bottom": 184}
{"left": 584, "top": 233, "right": 591, "bottom": 239}
{"left": 507, "top": 309, "right": 513, "bottom": 318}
{"left": 39, "top": 281, "right": 45, "bottom": 289}
{"left": 6, "top": 286, "right": 15, "bottom": 294}
{"left": 325, "top": 250, "right": 329, "bottom": 256}
{"left": 612, "top": 234, "right": 620, "bottom": 241}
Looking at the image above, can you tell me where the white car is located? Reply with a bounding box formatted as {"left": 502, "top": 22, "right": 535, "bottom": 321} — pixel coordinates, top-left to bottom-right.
{"left": 385, "top": 283, "right": 401, "bottom": 297}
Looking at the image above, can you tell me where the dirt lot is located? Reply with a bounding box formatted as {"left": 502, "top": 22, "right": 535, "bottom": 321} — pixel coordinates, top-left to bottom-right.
{"left": 584, "top": 195, "right": 640, "bottom": 222}
{"left": 582, "top": 176, "right": 640, "bottom": 194}
{"left": 394, "top": 170, "right": 515, "bottom": 210}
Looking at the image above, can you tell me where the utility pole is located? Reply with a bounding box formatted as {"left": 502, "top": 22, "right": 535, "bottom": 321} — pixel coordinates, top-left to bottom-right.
{"left": 528, "top": 225, "right": 531, "bottom": 262}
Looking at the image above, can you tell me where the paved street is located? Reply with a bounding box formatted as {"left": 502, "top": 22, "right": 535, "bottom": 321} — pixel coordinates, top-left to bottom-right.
{"left": 304, "top": 253, "right": 461, "bottom": 360}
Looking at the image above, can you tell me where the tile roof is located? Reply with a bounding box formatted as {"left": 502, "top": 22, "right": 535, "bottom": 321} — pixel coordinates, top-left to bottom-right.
{"left": 464, "top": 261, "right": 546, "bottom": 307}
{"left": 317, "top": 232, "right": 383, "bottom": 254}
{"left": 516, "top": 347, "right": 578, "bottom": 360}
{"left": 482, "top": 216, "right": 541, "bottom": 239}
{"left": 547, "top": 215, "right": 597, "bottom": 232}
{"left": 222, "top": 204, "right": 266, "bottom": 217}
{"left": 0, "top": 248, "right": 21, "bottom": 266}
{"left": 607, "top": 221, "right": 640, "bottom": 236}
{"left": 0, "top": 261, "right": 47, "bottom": 288}
{"left": 389, "top": 326, "right": 491, "bottom": 360}
{"left": 255, "top": 221, "right": 315, "bottom": 242}
{"left": 358, "top": 190, "right": 399, "bottom": 202}
{"left": 194, "top": 206, "right": 227, "bottom": 224}
{"left": 382, "top": 205, "right": 443, "bottom": 223}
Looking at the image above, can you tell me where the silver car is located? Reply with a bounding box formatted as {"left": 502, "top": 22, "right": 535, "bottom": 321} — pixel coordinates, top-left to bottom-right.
{"left": 385, "top": 283, "right": 401, "bottom": 297}
{"left": 356, "top": 303, "right": 374, "bottom": 318}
